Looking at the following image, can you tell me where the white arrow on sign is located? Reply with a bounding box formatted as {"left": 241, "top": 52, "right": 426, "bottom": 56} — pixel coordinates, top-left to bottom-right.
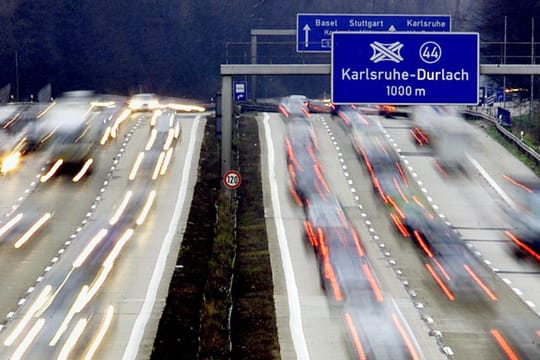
{"left": 303, "top": 24, "right": 311, "bottom": 48}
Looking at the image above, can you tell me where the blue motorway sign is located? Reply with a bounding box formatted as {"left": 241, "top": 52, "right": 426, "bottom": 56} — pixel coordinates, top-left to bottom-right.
{"left": 297, "top": 14, "right": 451, "bottom": 52}
{"left": 233, "top": 81, "right": 247, "bottom": 102}
{"left": 331, "top": 32, "right": 479, "bottom": 105}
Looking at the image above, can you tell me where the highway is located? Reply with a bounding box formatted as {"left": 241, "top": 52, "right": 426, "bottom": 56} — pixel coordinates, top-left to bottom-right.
{"left": 0, "top": 96, "right": 539, "bottom": 359}
{"left": 261, "top": 107, "right": 540, "bottom": 359}
{"left": 0, "top": 99, "right": 207, "bottom": 359}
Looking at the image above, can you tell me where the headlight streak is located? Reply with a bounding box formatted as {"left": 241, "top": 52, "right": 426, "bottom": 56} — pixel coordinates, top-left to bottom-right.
{"left": 72, "top": 158, "right": 94, "bottom": 183}
{"left": 83, "top": 305, "right": 114, "bottom": 360}
{"left": 145, "top": 129, "right": 157, "bottom": 151}
{"left": 150, "top": 110, "right": 161, "bottom": 127}
{"left": 73, "top": 229, "right": 109, "bottom": 268}
{"left": 4, "top": 285, "right": 52, "bottom": 346}
{"left": 14, "top": 212, "right": 53, "bottom": 249}
{"left": 1, "top": 151, "right": 22, "bottom": 174}
{"left": 111, "top": 109, "right": 132, "bottom": 138}
{"left": 100, "top": 126, "right": 112, "bottom": 145}
{"left": 152, "top": 152, "right": 166, "bottom": 180}
{"left": 10, "top": 318, "right": 45, "bottom": 360}
{"left": 159, "top": 148, "right": 174, "bottom": 176}
{"left": 136, "top": 190, "right": 157, "bottom": 226}
{"left": 3, "top": 107, "right": 175, "bottom": 355}
{"left": 40, "top": 159, "right": 64, "bottom": 183}
{"left": 57, "top": 318, "right": 87, "bottom": 360}
{"left": 129, "top": 152, "right": 145, "bottom": 181}
{"left": 51, "top": 229, "right": 134, "bottom": 347}
{"left": 174, "top": 122, "right": 180, "bottom": 139}
{"left": 109, "top": 191, "right": 132, "bottom": 225}
{"left": 163, "top": 128, "right": 175, "bottom": 151}
{"left": 0, "top": 213, "right": 24, "bottom": 239}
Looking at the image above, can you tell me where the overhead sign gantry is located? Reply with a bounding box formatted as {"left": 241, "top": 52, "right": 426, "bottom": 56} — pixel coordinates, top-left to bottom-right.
{"left": 331, "top": 32, "right": 479, "bottom": 104}
{"left": 297, "top": 14, "right": 451, "bottom": 52}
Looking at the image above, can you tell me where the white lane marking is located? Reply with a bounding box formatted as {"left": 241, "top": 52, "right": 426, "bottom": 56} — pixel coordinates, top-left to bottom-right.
{"left": 466, "top": 153, "right": 517, "bottom": 209}
{"left": 122, "top": 115, "right": 202, "bottom": 360}
{"left": 263, "top": 114, "right": 310, "bottom": 359}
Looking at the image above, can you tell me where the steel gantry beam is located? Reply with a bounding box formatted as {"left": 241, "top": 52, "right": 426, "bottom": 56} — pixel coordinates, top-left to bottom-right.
{"left": 219, "top": 63, "right": 540, "bottom": 176}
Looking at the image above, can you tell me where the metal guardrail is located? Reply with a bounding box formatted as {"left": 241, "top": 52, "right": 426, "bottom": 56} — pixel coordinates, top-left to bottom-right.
{"left": 461, "top": 108, "right": 540, "bottom": 165}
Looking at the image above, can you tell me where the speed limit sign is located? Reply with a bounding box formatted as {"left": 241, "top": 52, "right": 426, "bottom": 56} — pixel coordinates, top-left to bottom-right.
{"left": 223, "top": 170, "right": 242, "bottom": 189}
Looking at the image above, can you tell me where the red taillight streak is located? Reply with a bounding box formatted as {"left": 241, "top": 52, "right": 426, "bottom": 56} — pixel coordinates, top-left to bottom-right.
{"left": 432, "top": 159, "right": 448, "bottom": 177}
{"left": 410, "top": 129, "right": 424, "bottom": 145}
{"left": 392, "top": 176, "right": 408, "bottom": 202}
{"left": 287, "top": 163, "right": 297, "bottom": 184}
{"left": 344, "top": 312, "right": 367, "bottom": 360}
{"left": 503, "top": 174, "right": 533, "bottom": 193}
{"left": 304, "top": 221, "right": 317, "bottom": 247}
{"left": 372, "top": 176, "right": 387, "bottom": 202}
{"left": 351, "top": 229, "right": 365, "bottom": 257}
{"left": 391, "top": 313, "right": 421, "bottom": 360}
{"left": 323, "top": 259, "right": 343, "bottom": 301}
{"left": 413, "top": 231, "right": 433, "bottom": 258}
{"left": 505, "top": 230, "right": 540, "bottom": 261}
{"left": 387, "top": 196, "right": 406, "bottom": 218}
{"left": 356, "top": 113, "right": 369, "bottom": 126}
{"left": 288, "top": 182, "right": 303, "bottom": 207}
{"left": 390, "top": 213, "right": 410, "bottom": 237}
{"left": 395, "top": 163, "right": 408, "bottom": 186}
{"left": 307, "top": 145, "right": 317, "bottom": 162}
{"left": 313, "top": 163, "right": 331, "bottom": 194}
{"left": 464, "top": 264, "right": 497, "bottom": 301}
{"left": 336, "top": 207, "right": 349, "bottom": 229}
{"left": 412, "top": 196, "right": 434, "bottom": 219}
{"left": 425, "top": 263, "right": 455, "bottom": 300}
{"left": 361, "top": 263, "right": 384, "bottom": 302}
{"left": 417, "top": 128, "right": 429, "bottom": 143}
{"left": 490, "top": 329, "right": 520, "bottom": 360}
{"left": 338, "top": 113, "right": 351, "bottom": 126}
{"left": 278, "top": 105, "right": 289, "bottom": 118}
{"left": 432, "top": 258, "right": 451, "bottom": 281}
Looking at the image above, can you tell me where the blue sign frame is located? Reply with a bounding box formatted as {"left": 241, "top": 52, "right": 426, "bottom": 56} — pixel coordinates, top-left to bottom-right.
{"left": 331, "top": 32, "right": 479, "bottom": 105}
{"left": 297, "top": 14, "right": 451, "bottom": 52}
{"left": 233, "top": 81, "right": 247, "bottom": 102}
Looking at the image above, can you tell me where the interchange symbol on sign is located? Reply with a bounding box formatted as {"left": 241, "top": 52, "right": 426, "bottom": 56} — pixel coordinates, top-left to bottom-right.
{"left": 369, "top": 41, "right": 404, "bottom": 63}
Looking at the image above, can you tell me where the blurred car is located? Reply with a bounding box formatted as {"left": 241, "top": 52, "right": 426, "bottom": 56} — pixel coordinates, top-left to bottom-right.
{"left": 392, "top": 199, "right": 497, "bottom": 301}
{"left": 304, "top": 99, "right": 335, "bottom": 114}
{"left": 503, "top": 177, "right": 540, "bottom": 261}
{"left": 351, "top": 125, "right": 408, "bottom": 204}
{"left": 285, "top": 119, "right": 329, "bottom": 205}
{"left": 147, "top": 110, "right": 181, "bottom": 151}
{"left": 128, "top": 93, "right": 160, "bottom": 112}
{"left": 278, "top": 95, "right": 309, "bottom": 118}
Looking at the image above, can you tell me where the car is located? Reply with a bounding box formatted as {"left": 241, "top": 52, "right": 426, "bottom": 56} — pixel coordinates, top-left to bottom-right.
{"left": 278, "top": 95, "right": 309, "bottom": 118}
{"left": 128, "top": 93, "right": 160, "bottom": 112}
{"left": 304, "top": 99, "right": 335, "bottom": 114}
{"left": 284, "top": 119, "right": 330, "bottom": 205}
{"left": 303, "top": 195, "right": 375, "bottom": 302}
{"left": 502, "top": 177, "right": 540, "bottom": 261}
{"left": 351, "top": 126, "right": 408, "bottom": 204}
{"left": 392, "top": 199, "right": 497, "bottom": 301}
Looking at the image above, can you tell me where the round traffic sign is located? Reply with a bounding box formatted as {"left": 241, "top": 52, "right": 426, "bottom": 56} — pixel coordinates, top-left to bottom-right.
{"left": 223, "top": 170, "right": 242, "bottom": 189}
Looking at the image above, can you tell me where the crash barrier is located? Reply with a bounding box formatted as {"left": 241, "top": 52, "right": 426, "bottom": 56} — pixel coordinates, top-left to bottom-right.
{"left": 461, "top": 107, "right": 540, "bottom": 166}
